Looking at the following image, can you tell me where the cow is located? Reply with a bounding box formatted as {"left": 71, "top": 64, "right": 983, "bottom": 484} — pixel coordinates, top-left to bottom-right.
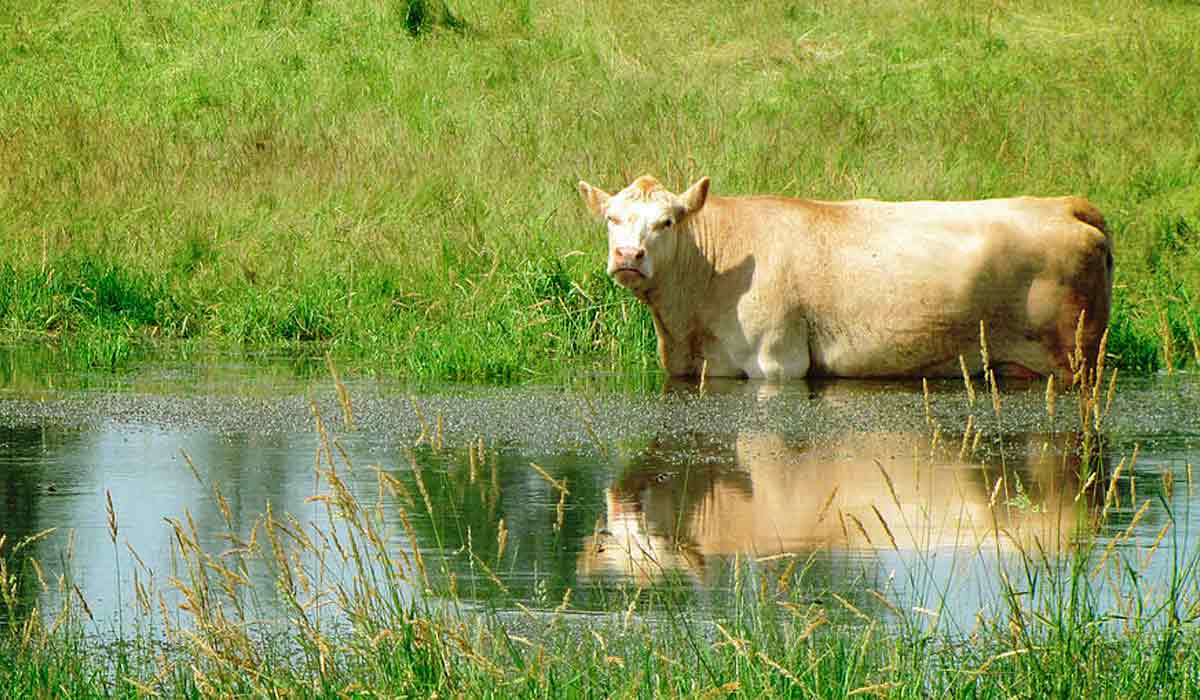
{"left": 577, "top": 175, "right": 1113, "bottom": 381}
{"left": 577, "top": 428, "right": 1084, "bottom": 584}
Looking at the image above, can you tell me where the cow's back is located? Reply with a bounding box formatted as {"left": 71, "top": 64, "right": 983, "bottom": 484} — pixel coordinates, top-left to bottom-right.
{"left": 715, "top": 195, "right": 1111, "bottom": 377}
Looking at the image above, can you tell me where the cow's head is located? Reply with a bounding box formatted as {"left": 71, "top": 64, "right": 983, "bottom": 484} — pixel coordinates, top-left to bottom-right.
{"left": 578, "top": 175, "right": 710, "bottom": 291}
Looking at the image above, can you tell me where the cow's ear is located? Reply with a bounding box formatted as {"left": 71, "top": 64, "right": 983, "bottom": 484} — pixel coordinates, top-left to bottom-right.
{"left": 681, "top": 177, "right": 710, "bottom": 215}
{"left": 578, "top": 181, "right": 611, "bottom": 219}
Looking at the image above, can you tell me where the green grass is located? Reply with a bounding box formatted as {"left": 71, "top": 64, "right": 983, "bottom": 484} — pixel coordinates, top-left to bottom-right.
{"left": 2, "top": 0, "right": 1199, "bottom": 377}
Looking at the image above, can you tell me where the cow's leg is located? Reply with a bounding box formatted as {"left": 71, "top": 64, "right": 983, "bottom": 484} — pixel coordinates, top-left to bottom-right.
{"left": 751, "top": 323, "right": 811, "bottom": 380}
{"left": 1050, "top": 291, "right": 1111, "bottom": 381}
{"left": 1040, "top": 221, "right": 1114, "bottom": 380}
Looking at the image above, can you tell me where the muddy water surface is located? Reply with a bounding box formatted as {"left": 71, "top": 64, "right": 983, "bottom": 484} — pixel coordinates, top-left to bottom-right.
{"left": 2, "top": 347, "right": 1199, "bottom": 634}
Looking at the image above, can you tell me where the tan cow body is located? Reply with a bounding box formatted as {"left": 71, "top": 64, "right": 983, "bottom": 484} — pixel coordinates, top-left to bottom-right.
{"left": 578, "top": 176, "right": 1113, "bottom": 380}
{"left": 578, "top": 429, "right": 1082, "bottom": 583}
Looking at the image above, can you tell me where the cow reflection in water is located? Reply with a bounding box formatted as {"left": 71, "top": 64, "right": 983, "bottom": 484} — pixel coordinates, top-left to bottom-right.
{"left": 579, "top": 384, "right": 1086, "bottom": 584}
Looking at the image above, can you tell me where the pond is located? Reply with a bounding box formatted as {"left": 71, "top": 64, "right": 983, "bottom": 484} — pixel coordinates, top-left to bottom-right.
{"left": 2, "top": 346, "right": 1199, "bottom": 638}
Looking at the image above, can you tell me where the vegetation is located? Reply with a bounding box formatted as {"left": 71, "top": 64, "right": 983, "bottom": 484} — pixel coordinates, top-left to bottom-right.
{"left": 4, "top": 357, "right": 1200, "bottom": 697}
{"left": 1, "top": 0, "right": 1198, "bottom": 378}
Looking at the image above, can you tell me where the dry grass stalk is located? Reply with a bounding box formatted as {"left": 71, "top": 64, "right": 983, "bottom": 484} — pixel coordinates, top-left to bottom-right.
{"left": 72, "top": 584, "right": 94, "bottom": 622}
{"left": 871, "top": 505, "right": 898, "bottom": 550}
{"left": 1186, "top": 311, "right": 1200, "bottom": 366}
{"left": 969, "top": 648, "right": 1029, "bottom": 680}
{"left": 409, "top": 397, "right": 430, "bottom": 446}
{"left": 555, "top": 487, "right": 568, "bottom": 531}
{"left": 132, "top": 570, "right": 151, "bottom": 616}
{"left": 776, "top": 557, "right": 800, "bottom": 592}
{"left": 815, "top": 485, "right": 839, "bottom": 524}
{"left": 1070, "top": 309, "right": 1087, "bottom": 385}
{"left": 1075, "top": 470, "right": 1098, "bottom": 503}
{"left": 1101, "top": 457, "right": 1126, "bottom": 517}
{"left": 923, "top": 378, "right": 933, "bottom": 428}
{"left": 497, "top": 518, "right": 508, "bottom": 564}
{"left": 958, "top": 355, "right": 976, "bottom": 406}
{"left": 714, "top": 622, "right": 748, "bottom": 652}
{"left": 395, "top": 507, "right": 431, "bottom": 591}
{"left": 979, "top": 320, "right": 992, "bottom": 375}
{"left": 988, "top": 477, "right": 1005, "bottom": 508}
{"left": 798, "top": 609, "right": 828, "bottom": 641}
{"left": 13, "top": 527, "right": 56, "bottom": 556}
{"left": 1092, "top": 327, "right": 1109, "bottom": 400}
{"left": 1158, "top": 305, "right": 1175, "bottom": 374}
{"left": 407, "top": 451, "right": 436, "bottom": 519}
{"left": 959, "top": 415, "right": 975, "bottom": 461}
{"left": 1144, "top": 521, "right": 1172, "bottom": 570}
{"left": 180, "top": 449, "right": 204, "bottom": 484}
{"left": 1103, "top": 368, "right": 1118, "bottom": 422}
{"left": 1102, "top": 446, "right": 1139, "bottom": 519}
{"left": 212, "top": 482, "right": 235, "bottom": 530}
{"left": 0, "top": 560, "right": 14, "bottom": 614}
{"left": 374, "top": 465, "right": 413, "bottom": 506}
{"left": 326, "top": 353, "right": 356, "bottom": 431}
{"left": 699, "top": 358, "right": 709, "bottom": 394}
{"left": 755, "top": 651, "right": 800, "bottom": 685}
{"left": 333, "top": 440, "right": 357, "bottom": 474}
{"left": 988, "top": 370, "right": 1001, "bottom": 417}
{"left": 623, "top": 588, "right": 642, "bottom": 629}
{"left": 1045, "top": 375, "right": 1056, "bottom": 422}
{"left": 869, "top": 590, "right": 901, "bottom": 617}
{"left": 1092, "top": 499, "right": 1152, "bottom": 577}
{"left": 845, "top": 511, "right": 874, "bottom": 546}
{"left": 469, "top": 552, "right": 511, "bottom": 595}
{"left": 576, "top": 396, "right": 608, "bottom": 456}
{"left": 29, "top": 558, "right": 47, "bottom": 593}
{"left": 105, "top": 490, "right": 118, "bottom": 544}
{"left": 530, "top": 462, "right": 570, "bottom": 494}
{"left": 830, "top": 592, "right": 873, "bottom": 623}
{"left": 873, "top": 460, "right": 901, "bottom": 510}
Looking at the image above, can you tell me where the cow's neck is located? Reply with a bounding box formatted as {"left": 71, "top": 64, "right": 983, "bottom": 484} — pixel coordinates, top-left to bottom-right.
{"left": 641, "top": 206, "right": 733, "bottom": 375}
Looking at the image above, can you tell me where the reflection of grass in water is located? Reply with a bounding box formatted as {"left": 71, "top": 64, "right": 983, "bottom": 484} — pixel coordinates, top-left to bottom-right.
{"left": 3, "top": 355, "right": 1200, "bottom": 695}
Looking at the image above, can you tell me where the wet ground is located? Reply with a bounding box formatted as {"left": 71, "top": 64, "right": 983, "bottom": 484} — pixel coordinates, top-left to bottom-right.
{"left": 2, "top": 347, "right": 1199, "bottom": 632}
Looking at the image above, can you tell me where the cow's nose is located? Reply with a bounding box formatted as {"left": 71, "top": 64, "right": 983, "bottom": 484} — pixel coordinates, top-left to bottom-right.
{"left": 615, "top": 247, "right": 644, "bottom": 263}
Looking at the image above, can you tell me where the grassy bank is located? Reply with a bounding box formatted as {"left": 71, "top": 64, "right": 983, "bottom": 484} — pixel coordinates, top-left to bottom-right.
{"left": 3, "top": 372, "right": 1200, "bottom": 697}
{"left": 2, "top": 0, "right": 1199, "bottom": 378}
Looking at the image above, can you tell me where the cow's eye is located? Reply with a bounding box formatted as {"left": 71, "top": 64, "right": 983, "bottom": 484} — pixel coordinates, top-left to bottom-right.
{"left": 607, "top": 215, "right": 621, "bottom": 225}
{"left": 657, "top": 219, "right": 673, "bottom": 230}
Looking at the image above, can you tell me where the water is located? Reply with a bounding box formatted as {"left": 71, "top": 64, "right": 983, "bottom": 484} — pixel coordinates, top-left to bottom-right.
{"left": 2, "top": 346, "right": 1200, "bottom": 635}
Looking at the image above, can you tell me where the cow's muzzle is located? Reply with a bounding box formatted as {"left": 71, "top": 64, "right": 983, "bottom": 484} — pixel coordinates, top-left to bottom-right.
{"left": 610, "top": 247, "right": 647, "bottom": 284}
{"left": 614, "top": 247, "right": 643, "bottom": 266}
{"left": 612, "top": 268, "right": 645, "bottom": 286}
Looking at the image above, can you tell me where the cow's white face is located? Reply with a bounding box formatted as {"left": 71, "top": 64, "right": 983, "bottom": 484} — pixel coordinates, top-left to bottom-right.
{"left": 578, "top": 175, "right": 710, "bottom": 292}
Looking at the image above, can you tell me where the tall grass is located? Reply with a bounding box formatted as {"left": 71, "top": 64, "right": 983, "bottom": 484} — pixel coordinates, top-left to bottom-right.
{"left": 3, "top": 352, "right": 1200, "bottom": 696}
{"left": 1, "top": 0, "right": 1198, "bottom": 377}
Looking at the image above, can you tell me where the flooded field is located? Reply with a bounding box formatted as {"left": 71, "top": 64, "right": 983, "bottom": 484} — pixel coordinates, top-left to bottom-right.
{"left": 2, "top": 347, "right": 1200, "bottom": 637}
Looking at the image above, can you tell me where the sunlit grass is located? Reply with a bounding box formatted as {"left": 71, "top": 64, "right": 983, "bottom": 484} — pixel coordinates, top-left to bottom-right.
{"left": 1, "top": 0, "right": 1198, "bottom": 377}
